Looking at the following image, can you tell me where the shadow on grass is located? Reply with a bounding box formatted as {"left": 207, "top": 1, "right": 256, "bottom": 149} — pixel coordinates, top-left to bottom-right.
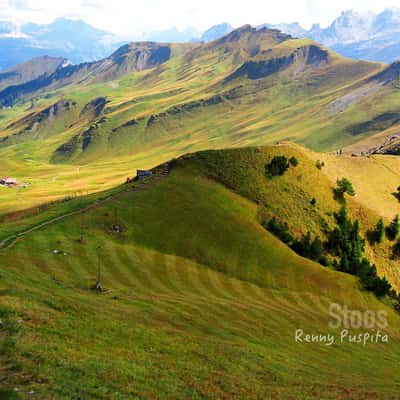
{"left": 0, "top": 388, "right": 22, "bottom": 399}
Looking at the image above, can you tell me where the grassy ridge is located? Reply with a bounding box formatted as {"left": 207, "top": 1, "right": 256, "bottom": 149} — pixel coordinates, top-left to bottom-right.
{"left": 1, "top": 147, "right": 400, "bottom": 398}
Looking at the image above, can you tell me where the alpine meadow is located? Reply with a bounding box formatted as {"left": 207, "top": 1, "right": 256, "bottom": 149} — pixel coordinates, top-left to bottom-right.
{"left": 1, "top": 4, "right": 400, "bottom": 399}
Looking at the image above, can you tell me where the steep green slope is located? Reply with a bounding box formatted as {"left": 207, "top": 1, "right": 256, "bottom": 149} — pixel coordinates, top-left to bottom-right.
{"left": 1, "top": 149, "right": 400, "bottom": 399}
{"left": 176, "top": 145, "right": 400, "bottom": 289}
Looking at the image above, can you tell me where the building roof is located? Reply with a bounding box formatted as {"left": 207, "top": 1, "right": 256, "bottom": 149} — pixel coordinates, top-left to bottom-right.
{"left": 1, "top": 177, "right": 17, "bottom": 184}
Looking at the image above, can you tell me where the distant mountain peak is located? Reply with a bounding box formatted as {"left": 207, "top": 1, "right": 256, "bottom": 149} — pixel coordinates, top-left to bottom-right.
{"left": 260, "top": 22, "right": 307, "bottom": 38}
{"left": 266, "top": 8, "right": 400, "bottom": 63}
{"left": 381, "top": 6, "right": 400, "bottom": 14}
{"left": 138, "top": 26, "right": 201, "bottom": 43}
{"left": 0, "top": 17, "right": 125, "bottom": 70}
{"left": 200, "top": 23, "right": 234, "bottom": 42}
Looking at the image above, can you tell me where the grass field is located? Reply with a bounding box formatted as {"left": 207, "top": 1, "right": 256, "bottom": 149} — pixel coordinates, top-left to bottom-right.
{"left": 1, "top": 146, "right": 400, "bottom": 399}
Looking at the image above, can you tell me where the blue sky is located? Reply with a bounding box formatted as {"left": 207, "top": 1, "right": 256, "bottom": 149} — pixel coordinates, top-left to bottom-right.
{"left": 1, "top": 0, "right": 400, "bottom": 36}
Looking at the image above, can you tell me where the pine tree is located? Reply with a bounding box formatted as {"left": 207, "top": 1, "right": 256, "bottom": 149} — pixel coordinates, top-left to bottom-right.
{"left": 336, "top": 178, "right": 356, "bottom": 197}
{"left": 387, "top": 214, "right": 400, "bottom": 240}
{"left": 393, "top": 239, "right": 400, "bottom": 259}
{"left": 302, "top": 231, "right": 312, "bottom": 257}
{"left": 336, "top": 206, "right": 348, "bottom": 225}
{"left": 340, "top": 253, "right": 350, "bottom": 273}
{"left": 374, "top": 218, "right": 385, "bottom": 243}
{"left": 351, "top": 221, "right": 363, "bottom": 259}
{"left": 310, "top": 238, "right": 323, "bottom": 261}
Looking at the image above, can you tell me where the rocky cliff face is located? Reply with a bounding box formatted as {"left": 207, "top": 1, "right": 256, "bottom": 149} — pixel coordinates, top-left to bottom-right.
{"left": 226, "top": 44, "right": 329, "bottom": 81}
{"left": 79, "top": 97, "right": 108, "bottom": 119}
{"left": 369, "top": 61, "right": 400, "bottom": 84}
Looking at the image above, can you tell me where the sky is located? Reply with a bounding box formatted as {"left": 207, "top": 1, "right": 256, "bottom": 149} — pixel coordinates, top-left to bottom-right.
{"left": 1, "top": 0, "right": 400, "bottom": 37}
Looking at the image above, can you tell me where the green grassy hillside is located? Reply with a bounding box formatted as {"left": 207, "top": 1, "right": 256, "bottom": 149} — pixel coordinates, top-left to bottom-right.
{"left": 1, "top": 26, "right": 398, "bottom": 215}
{"left": 1, "top": 146, "right": 400, "bottom": 399}
{"left": 2, "top": 25, "right": 400, "bottom": 400}
{"left": 176, "top": 145, "right": 400, "bottom": 290}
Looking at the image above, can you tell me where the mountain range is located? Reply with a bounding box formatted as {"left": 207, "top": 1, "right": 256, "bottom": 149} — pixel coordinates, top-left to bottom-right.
{"left": 0, "top": 18, "right": 123, "bottom": 70}
{"left": 2, "top": 22, "right": 400, "bottom": 239}
{"left": 0, "top": 18, "right": 235, "bottom": 71}
{"left": 1, "top": 22, "right": 400, "bottom": 399}
{"left": 2, "top": 24, "right": 400, "bottom": 175}
{"left": 122, "top": 7, "right": 400, "bottom": 63}
{"left": 138, "top": 23, "right": 234, "bottom": 43}
{"left": 5, "top": 8, "right": 400, "bottom": 72}
{"left": 267, "top": 8, "right": 400, "bottom": 63}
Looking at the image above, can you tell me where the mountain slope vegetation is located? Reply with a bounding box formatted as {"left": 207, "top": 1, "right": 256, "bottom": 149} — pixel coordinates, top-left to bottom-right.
{"left": 1, "top": 146, "right": 400, "bottom": 399}
{"left": 2, "top": 21, "right": 400, "bottom": 400}
{"left": 1, "top": 26, "right": 399, "bottom": 216}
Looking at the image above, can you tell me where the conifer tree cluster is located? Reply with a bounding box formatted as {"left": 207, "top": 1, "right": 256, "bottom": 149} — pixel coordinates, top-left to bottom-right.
{"left": 261, "top": 170, "right": 397, "bottom": 301}
{"left": 327, "top": 206, "right": 392, "bottom": 297}
{"left": 264, "top": 218, "right": 325, "bottom": 265}
{"left": 263, "top": 206, "right": 396, "bottom": 299}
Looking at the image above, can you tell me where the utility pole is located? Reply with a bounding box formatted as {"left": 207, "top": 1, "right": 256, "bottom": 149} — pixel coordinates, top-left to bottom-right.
{"left": 80, "top": 213, "right": 85, "bottom": 243}
{"left": 93, "top": 245, "right": 102, "bottom": 291}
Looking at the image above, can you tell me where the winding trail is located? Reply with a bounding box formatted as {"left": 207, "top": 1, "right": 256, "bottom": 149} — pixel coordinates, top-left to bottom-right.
{"left": 0, "top": 166, "right": 170, "bottom": 251}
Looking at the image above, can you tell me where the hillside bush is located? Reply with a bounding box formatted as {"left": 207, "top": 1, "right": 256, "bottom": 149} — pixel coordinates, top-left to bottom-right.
{"left": 394, "top": 185, "right": 400, "bottom": 201}
{"left": 316, "top": 160, "right": 325, "bottom": 169}
{"left": 266, "top": 156, "right": 290, "bottom": 177}
{"left": 289, "top": 156, "right": 299, "bottom": 167}
{"left": 264, "top": 217, "right": 293, "bottom": 244}
{"left": 291, "top": 232, "right": 324, "bottom": 262}
{"left": 264, "top": 219, "right": 326, "bottom": 265}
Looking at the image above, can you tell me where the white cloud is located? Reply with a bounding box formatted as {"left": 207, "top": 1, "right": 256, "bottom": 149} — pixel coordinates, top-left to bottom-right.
{"left": 0, "top": 0, "right": 400, "bottom": 36}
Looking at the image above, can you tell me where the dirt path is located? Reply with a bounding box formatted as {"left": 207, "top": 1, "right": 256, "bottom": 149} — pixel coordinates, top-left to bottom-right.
{"left": 0, "top": 167, "right": 170, "bottom": 251}
{"left": 370, "top": 155, "right": 400, "bottom": 178}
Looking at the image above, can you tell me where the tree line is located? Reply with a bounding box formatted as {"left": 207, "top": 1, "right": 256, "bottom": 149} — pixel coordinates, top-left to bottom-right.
{"left": 263, "top": 156, "right": 399, "bottom": 302}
